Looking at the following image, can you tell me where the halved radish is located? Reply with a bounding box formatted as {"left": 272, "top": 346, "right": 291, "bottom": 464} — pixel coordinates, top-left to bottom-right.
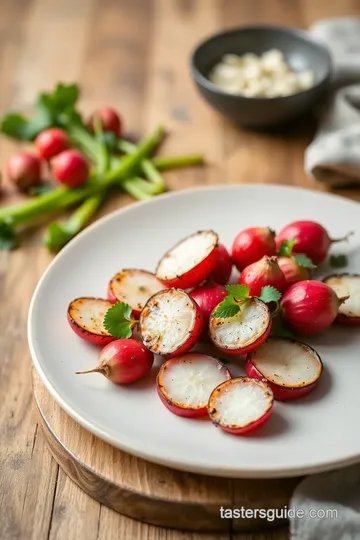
{"left": 67, "top": 298, "right": 116, "bottom": 345}
{"left": 208, "top": 377, "right": 273, "bottom": 435}
{"left": 323, "top": 274, "right": 360, "bottom": 326}
{"left": 245, "top": 338, "right": 323, "bottom": 401}
{"left": 139, "top": 289, "right": 203, "bottom": 358}
{"left": 209, "top": 298, "right": 272, "bottom": 355}
{"left": 107, "top": 269, "right": 164, "bottom": 317}
{"left": 156, "top": 230, "right": 219, "bottom": 289}
{"left": 157, "top": 353, "right": 231, "bottom": 417}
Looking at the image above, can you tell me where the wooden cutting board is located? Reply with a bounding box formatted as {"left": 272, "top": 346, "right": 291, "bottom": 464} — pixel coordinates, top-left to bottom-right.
{"left": 32, "top": 370, "right": 301, "bottom": 533}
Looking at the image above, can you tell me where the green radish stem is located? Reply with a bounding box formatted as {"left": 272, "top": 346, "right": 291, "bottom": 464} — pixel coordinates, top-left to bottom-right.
{"left": 152, "top": 154, "right": 204, "bottom": 170}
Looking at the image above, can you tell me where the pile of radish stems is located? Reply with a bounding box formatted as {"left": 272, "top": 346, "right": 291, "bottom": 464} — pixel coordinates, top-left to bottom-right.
{"left": 0, "top": 125, "right": 203, "bottom": 251}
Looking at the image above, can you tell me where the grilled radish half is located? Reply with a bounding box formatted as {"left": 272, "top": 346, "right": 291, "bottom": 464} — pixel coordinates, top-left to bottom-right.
{"left": 323, "top": 274, "right": 360, "bottom": 326}
{"left": 67, "top": 297, "right": 115, "bottom": 345}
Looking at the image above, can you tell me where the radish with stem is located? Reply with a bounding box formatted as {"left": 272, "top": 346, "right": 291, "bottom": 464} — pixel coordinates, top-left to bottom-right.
{"left": 232, "top": 227, "right": 276, "bottom": 271}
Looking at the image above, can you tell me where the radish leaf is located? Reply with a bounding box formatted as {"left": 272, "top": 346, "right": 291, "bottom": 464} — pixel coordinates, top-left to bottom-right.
{"left": 270, "top": 317, "right": 294, "bottom": 338}
{"left": 292, "top": 253, "right": 316, "bottom": 269}
{"left": 104, "top": 302, "right": 135, "bottom": 339}
{"left": 329, "top": 254, "right": 348, "bottom": 268}
{"left": 278, "top": 238, "right": 296, "bottom": 257}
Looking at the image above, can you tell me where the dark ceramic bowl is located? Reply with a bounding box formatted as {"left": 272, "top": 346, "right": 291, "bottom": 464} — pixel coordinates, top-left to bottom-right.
{"left": 190, "top": 26, "right": 332, "bottom": 129}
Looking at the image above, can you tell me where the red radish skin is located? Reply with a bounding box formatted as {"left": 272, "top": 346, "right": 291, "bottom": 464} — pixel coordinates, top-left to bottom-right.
{"left": 208, "top": 377, "right": 274, "bottom": 435}
{"left": 107, "top": 269, "right": 164, "bottom": 317}
{"left": 67, "top": 297, "right": 116, "bottom": 345}
{"left": 140, "top": 289, "right": 203, "bottom": 358}
{"left": 157, "top": 353, "right": 231, "bottom": 418}
{"left": 281, "top": 280, "right": 348, "bottom": 335}
{"left": 209, "top": 298, "right": 272, "bottom": 355}
{"left": 277, "top": 256, "right": 310, "bottom": 285}
{"left": 35, "top": 128, "right": 70, "bottom": 160}
{"left": 190, "top": 283, "right": 227, "bottom": 338}
{"left": 89, "top": 107, "right": 122, "bottom": 137}
{"left": 76, "top": 339, "right": 153, "bottom": 384}
{"left": 323, "top": 274, "right": 360, "bottom": 326}
{"left": 6, "top": 152, "right": 42, "bottom": 191}
{"left": 210, "top": 244, "right": 233, "bottom": 284}
{"left": 275, "top": 220, "right": 351, "bottom": 265}
{"left": 232, "top": 227, "right": 276, "bottom": 271}
{"left": 52, "top": 149, "right": 89, "bottom": 188}
{"left": 156, "top": 230, "right": 219, "bottom": 289}
{"left": 245, "top": 338, "right": 323, "bottom": 401}
{"left": 238, "top": 256, "right": 286, "bottom": 296}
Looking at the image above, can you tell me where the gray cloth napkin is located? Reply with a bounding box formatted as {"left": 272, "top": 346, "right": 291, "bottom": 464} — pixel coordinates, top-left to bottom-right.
{"left": 290, "top": 463, "right": 360, "bottom": 540}
{"left": 305, "top": 18, "right": 360, "bottom": 187}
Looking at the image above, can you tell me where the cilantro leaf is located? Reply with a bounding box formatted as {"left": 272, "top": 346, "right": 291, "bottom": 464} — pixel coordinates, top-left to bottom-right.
{"left": 278, "top": 238, "right": 296, "bottom": 257}
{"left": 270, "top": 317, "right": 294, "bottom": 338}
{"left": 292, "top": 253, "right": 316, "bottom": 269}
{"left": 258, "top": 285, "right": 282, "bottom": 304}
{"left": 0, "top": 222, "right": 17, "bottom": 250}
{"left": 104, "top": 302, "right": 135, "bottom": 339}
{"left": 225, "top": 284, "right": 250, "bottom": 301}
{"left": 213, "top": 296, "right": 240, "bottom": 319}
{"left": 330, "top": 254, "right": 348, "bottom": 269}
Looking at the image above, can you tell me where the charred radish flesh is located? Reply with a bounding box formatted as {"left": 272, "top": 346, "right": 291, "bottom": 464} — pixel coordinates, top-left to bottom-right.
{"left": 324, "top": 274, "right": 360, "bottom": 326}
{"left": 208, "top": 377, "right": 274, "bottom": 435}
{"left": 67, "top": 297, "right": 116, "bottom": 345}
{"left": 157, "top": 353, "right": 231, "bottom": 417}
{"left": 156, "top": 230, "right": 218, "bottom": 288}
{"left": 107, "top": 269, "right": 164, "bottom": 316}
{"left": 140, "top": 288, "right": 203, "bottom": 358}
{"left": 246, "top": 338, "right": 323, "bottom": 400}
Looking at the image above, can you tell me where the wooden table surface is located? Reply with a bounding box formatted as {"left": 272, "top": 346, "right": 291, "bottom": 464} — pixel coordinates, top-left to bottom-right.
{"left": 1, "top": 1, "right": 360, "bottom": 539}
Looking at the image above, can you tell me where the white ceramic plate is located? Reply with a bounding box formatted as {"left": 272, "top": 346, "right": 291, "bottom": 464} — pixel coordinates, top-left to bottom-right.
{"left": 28, "top": 184, "right": 360, "bottom": 478}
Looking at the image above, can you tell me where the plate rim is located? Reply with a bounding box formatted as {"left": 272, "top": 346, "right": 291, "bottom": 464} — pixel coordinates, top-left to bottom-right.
{"left": 28, "top": 183, "right": 360, "bottom": 478}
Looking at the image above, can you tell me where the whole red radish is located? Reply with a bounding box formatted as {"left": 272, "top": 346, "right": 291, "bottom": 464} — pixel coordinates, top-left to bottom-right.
{"left": 52, "top": 149, "right": 89, "bottom": 187}
{"left": 208, "top": 377, "right": 274, "bottom": 435}
{"left": 190, "top": 283, "right": 227, "bottom": 336}
{"left": 245, "top": 338, "right": 323, "bottom": 401}
{"left": 281, "top": 280, "right": 349, "bottom": 335}
{"left": 89, "top": 107, "right": 122, "bottom": 137}
{"left": 277, "top": 256, "right": 310, "bottom": 286}
{"left": 323, "top": 274, "right": 360, "bottom": 326}
{"left": 232, "top": 227, "right": 276, "bottom": 271}
{"left": 107, "top": 269, "right": 164, "bottom": 317}
{"left": 157, "top": 353, "right": 231, "bottom": 418}
{"left": 67, "top": 297, "right": 116, "bottom": 345}
{"left": 210, "top": 244, "right": 233, "bottom": 284}
{"left": 238, "top": 256, "right": 286, "bottom": 296}
{"left": 140, "top": 288, "right": 203, "bottom": 358}
{"left": 276, "top": 220, "right": 352, "bottom": 265}
{"left": 76, "top": 339, "right": 153, "bottom": 384}
{"left": 156, "top": 230, "right": 219, "bottom": 289}
{"left": 209, "top": 297, "right": 272, "bottom": 355}
{"left": 35, "top": 128, "right": 70, "bottom": 160}
{"left": 6, "top": 151, "right": 42, "bottom": 191}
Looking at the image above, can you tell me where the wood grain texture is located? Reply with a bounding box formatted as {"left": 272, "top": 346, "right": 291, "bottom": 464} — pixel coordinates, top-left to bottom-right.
{"left": 33, "top": 371, "right": 299, "bottom": 533}
{"left": 1, "top": 0, "right": 360, "bottom": 539}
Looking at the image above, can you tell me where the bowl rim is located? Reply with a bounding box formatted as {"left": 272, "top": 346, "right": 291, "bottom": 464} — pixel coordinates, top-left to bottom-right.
{"left": 190, "top": 24, "right": 333, "bottom": 102}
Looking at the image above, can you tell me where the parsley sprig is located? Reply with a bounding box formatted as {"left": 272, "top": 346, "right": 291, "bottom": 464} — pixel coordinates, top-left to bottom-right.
{"left": 213, "top": 284, "right": 282, "bottom": 319}
{"left": 103, "top": 302, "right": 138, "bottom": 339}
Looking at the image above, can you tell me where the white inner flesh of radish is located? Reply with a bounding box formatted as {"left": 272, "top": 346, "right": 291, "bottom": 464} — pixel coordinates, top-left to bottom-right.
{"left": 110, "top": 270, "right": 164, "bottom": 310}
{"left": 70, "top": 299, "right": 112, "bottom": 335}
{"left": 141, "top": 291, "right": 196, "bottom": 354}
{"left": 326, "top": 275, "right": 360, "bottom": 317}
{"left": 212, "top": 380, "right": 271, "bottom": 427}
{"left": 157, "top": 231, "right": 217, "bottom": 279}
{"left": 161, "top": 354, "right": 229, "bottom": 408}
{"left": 211, "top": 300, "right": 269, "bottom": 349}
{"left": 251, "top": 339, "right": 321, "bottom": 387}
